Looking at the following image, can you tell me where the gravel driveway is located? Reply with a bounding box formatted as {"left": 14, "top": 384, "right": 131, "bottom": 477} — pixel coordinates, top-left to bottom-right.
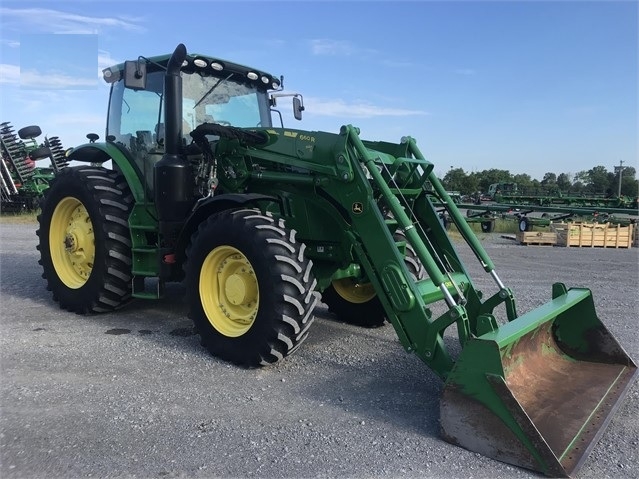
{"left": 1, "top": 222, "right": 637, "bottom": 479}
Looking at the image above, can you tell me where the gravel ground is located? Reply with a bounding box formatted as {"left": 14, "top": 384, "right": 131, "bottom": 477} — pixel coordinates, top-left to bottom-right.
{"left": 1, "top": 222, "right": 637, "bottom": 479}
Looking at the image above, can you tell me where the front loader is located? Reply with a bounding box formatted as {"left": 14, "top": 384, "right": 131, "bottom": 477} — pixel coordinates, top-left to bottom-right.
{"left": 36, "top": 44, "right": 636, "bottom": 477}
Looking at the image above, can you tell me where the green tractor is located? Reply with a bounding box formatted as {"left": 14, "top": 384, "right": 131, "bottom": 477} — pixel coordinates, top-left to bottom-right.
{"left": 37, "top": 44, "right": 636, "bottom": 477}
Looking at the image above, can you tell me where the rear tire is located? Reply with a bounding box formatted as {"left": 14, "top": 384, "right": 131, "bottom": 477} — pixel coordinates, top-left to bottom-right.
{"left": 36, "top": 166, "right": 134, "bottom": 314}
{"left": 185, "top": 209, "right": 320, "bottom": 367}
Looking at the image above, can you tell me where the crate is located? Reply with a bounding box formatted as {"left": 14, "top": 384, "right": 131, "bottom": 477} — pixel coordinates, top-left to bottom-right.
{"left": 516, "top": 231, "right": 557, "bottom": 246}
{"left": 551, "top": 222, "right": 634, "bottom": 248}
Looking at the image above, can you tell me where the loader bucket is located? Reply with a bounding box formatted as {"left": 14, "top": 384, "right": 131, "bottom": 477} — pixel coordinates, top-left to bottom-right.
{"left": 440, "top": 284, "right": 637, "bottom": 477}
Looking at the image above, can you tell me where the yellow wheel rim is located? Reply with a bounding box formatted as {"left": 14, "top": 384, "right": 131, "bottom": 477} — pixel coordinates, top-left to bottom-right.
{"left": 332, "top": 278, "right": 376, "bottom": 304}
{"left": 200, "top": 245, "right": 259, "bottom": 337}
{"left": 49, "top": 197, "right": 95, "bottom": 289}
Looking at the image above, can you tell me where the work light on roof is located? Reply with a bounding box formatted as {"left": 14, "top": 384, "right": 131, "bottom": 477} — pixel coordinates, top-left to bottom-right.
{"left": 211, "top": 62, "right": 224, "bottom": 71}
{"left": 193, "top": 58, "right": 208, "bottom": 68}
{"left": 261, "top": 75, "right": 270, "bottom": 84}
{"left": 247, "top": 71, "right": 259, "bottom": 81}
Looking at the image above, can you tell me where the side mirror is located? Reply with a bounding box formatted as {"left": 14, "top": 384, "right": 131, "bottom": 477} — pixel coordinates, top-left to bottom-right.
{"left": 293, "top": 96, "right": 304, "bottom": 121}
{"left": 124, "top": 60, "right": 147, "bottom": 90}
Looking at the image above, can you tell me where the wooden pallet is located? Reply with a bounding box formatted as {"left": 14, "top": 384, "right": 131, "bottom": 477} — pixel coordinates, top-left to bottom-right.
{"left": 551, "top": 222, "right": 634, "bottom": 248}
{"left": 517, "top": 231, "right": 557, "bottom": 246}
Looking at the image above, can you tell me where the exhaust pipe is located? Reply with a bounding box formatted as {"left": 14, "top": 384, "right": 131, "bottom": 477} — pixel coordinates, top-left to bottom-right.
{"left": 154, "top": 43, "right": 194, "bottom": 246}
{"left": 163, "top": 43, "right": 187, "bottom": 155}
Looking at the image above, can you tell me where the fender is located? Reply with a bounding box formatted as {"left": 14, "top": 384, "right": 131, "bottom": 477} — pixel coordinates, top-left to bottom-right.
{"left": 67, "top": 143, "right": 147, "bottom": 202}
{"left": 174, "top": 193, "right": 279, "bottom": 264}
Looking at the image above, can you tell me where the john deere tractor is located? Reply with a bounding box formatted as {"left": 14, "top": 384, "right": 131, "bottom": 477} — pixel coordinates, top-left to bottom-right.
{"left": 37, "top": 44, "right": 636, "bottom": 477}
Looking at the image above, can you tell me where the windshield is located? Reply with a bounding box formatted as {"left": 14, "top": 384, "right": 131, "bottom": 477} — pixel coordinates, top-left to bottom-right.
{"left": 183, "top": 73, "right": 272, "bottom": 132}
{"left": 107, "top": 70, "right": 272, "bottom": 148}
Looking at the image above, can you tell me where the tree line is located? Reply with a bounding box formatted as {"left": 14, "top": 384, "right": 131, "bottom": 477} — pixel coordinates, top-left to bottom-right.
{"left": 441, "top": 165, "right": 638, "bottom": 197}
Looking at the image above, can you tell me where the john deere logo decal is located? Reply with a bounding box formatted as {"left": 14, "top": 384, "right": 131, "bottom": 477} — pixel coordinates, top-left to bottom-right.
{"left": 352, "top": 202, "right": 363, "bottom": 214}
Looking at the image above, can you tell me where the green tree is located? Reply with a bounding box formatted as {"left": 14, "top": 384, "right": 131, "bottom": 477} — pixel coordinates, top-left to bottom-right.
{"left": 512, "top": 173, "right": 534, "bottom": 193}
{"left": 541, "top": 172, "right": 558, "bottom": 194}
{"left": 541, "top": 172, "right": 557, "bottom": 186}
{"left": 587, "top": 165, "right": 611, "bottom": 194}
{"left": 574, "top": 171, "right": 589, "bottom": 185}
{"left": 461, "top": 173, "right": 480, "bottom": 196}
{"left": 476, "top": 169, "right": 513, "bottom": 193}
{"left": 571, "top": 180, "right": 586, "bottom": 194}
{"left": 556, "top": 173, "right": 572, "bottom": 192}
{"left": 442, "top": 167, "right": 468, "bottom": 193}
{"left": 442, "top": 168, "right": 480, "bottom": 195}
{"left": 615, "top": 166, "right": 638, "bottom": 196}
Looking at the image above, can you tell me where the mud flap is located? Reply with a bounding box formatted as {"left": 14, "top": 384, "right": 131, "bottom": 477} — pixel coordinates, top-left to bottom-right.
{"left": 440, "top": 284, "right": 637, "bottom": 477}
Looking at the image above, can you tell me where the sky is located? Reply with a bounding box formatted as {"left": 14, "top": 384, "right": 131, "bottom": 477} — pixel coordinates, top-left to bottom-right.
{"left": 0, "top": 0, "right": 637, "bottom": 180}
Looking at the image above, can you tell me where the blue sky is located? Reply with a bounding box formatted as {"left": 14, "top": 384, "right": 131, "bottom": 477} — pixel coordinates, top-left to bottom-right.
{"left": 0, "top": 0, "right": 636, "bottom": 180}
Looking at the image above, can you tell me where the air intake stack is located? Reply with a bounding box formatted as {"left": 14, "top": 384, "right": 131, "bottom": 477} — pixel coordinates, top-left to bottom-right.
{"left": 154, "top": 43, "right": 194, "bottom": 246}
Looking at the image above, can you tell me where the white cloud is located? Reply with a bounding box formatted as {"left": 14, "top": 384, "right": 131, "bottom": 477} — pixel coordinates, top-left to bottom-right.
{"left": 381, "top": 59, "right": 421, "bottom": 69}
{"left": 0, "top": 64, "right": 20, "bottom": 84}
{"left": 310, "top": 39, "right": 377, "bottom": 57}
{"left": 20, "top": 69, "right": 98, "bottom": 89}
{"left": 2, "top": 52, "right": 120, "bottom": 86}
{"left": 0, "top": 8, "right": 145, "bottom": 34}
{"left": 305, "top": 97, "right": 428, "bottom": 118}
{"left": 311, "top": 39, "right": 357, "bottom": 56}
{"left": 1, "top": 39, "right": 20, "bottom": 48}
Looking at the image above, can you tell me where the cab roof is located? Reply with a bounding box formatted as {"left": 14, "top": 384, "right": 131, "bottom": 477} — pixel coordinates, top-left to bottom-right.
{"left": 102, "top": 53, "right": 281, "bottom": 90}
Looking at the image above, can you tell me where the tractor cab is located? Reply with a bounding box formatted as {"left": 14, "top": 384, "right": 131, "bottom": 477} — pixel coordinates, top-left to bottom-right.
{"left": 104, "top": 54, "right": 278, "bottom": 143}
{"left": 101, "top": 53, "right": 303, "bottom": 191}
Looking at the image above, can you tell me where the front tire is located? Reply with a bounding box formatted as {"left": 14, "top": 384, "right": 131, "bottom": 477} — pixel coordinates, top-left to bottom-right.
{"left": 36, "top": 166, "right": 134, "bottom": 314}
{"left": 185, "top": 209, "right": 320, "bottom": 367}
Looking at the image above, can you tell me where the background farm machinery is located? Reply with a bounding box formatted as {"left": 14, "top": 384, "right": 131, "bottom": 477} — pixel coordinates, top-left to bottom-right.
{"left": 458, "top": 201, "right": 638, "bottom": 233}
{"left": 431, "top": 184, "right": 638, "bottom": 233}
{"left": 0, "top": 121, "right": 69, "bottom": 212}
{"left": 444, "top": 181, "right": 638, "bottom": 233}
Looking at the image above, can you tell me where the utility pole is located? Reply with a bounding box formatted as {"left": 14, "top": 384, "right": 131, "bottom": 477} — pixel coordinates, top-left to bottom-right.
{"left": 614, "top": 160, "right": 625, "bottom": 197}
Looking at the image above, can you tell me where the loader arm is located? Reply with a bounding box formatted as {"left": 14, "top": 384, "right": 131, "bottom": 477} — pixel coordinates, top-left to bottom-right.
{"left": 216, "top": 123, "right": 636, "bottom": 477}
{"left": 328, "top": 127, "right": 483, "bottom": 376}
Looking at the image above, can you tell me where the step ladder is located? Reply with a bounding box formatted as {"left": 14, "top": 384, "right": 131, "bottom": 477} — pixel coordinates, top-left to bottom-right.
{"left": 129, "top": 203, "right": 165, "bottom": 299}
